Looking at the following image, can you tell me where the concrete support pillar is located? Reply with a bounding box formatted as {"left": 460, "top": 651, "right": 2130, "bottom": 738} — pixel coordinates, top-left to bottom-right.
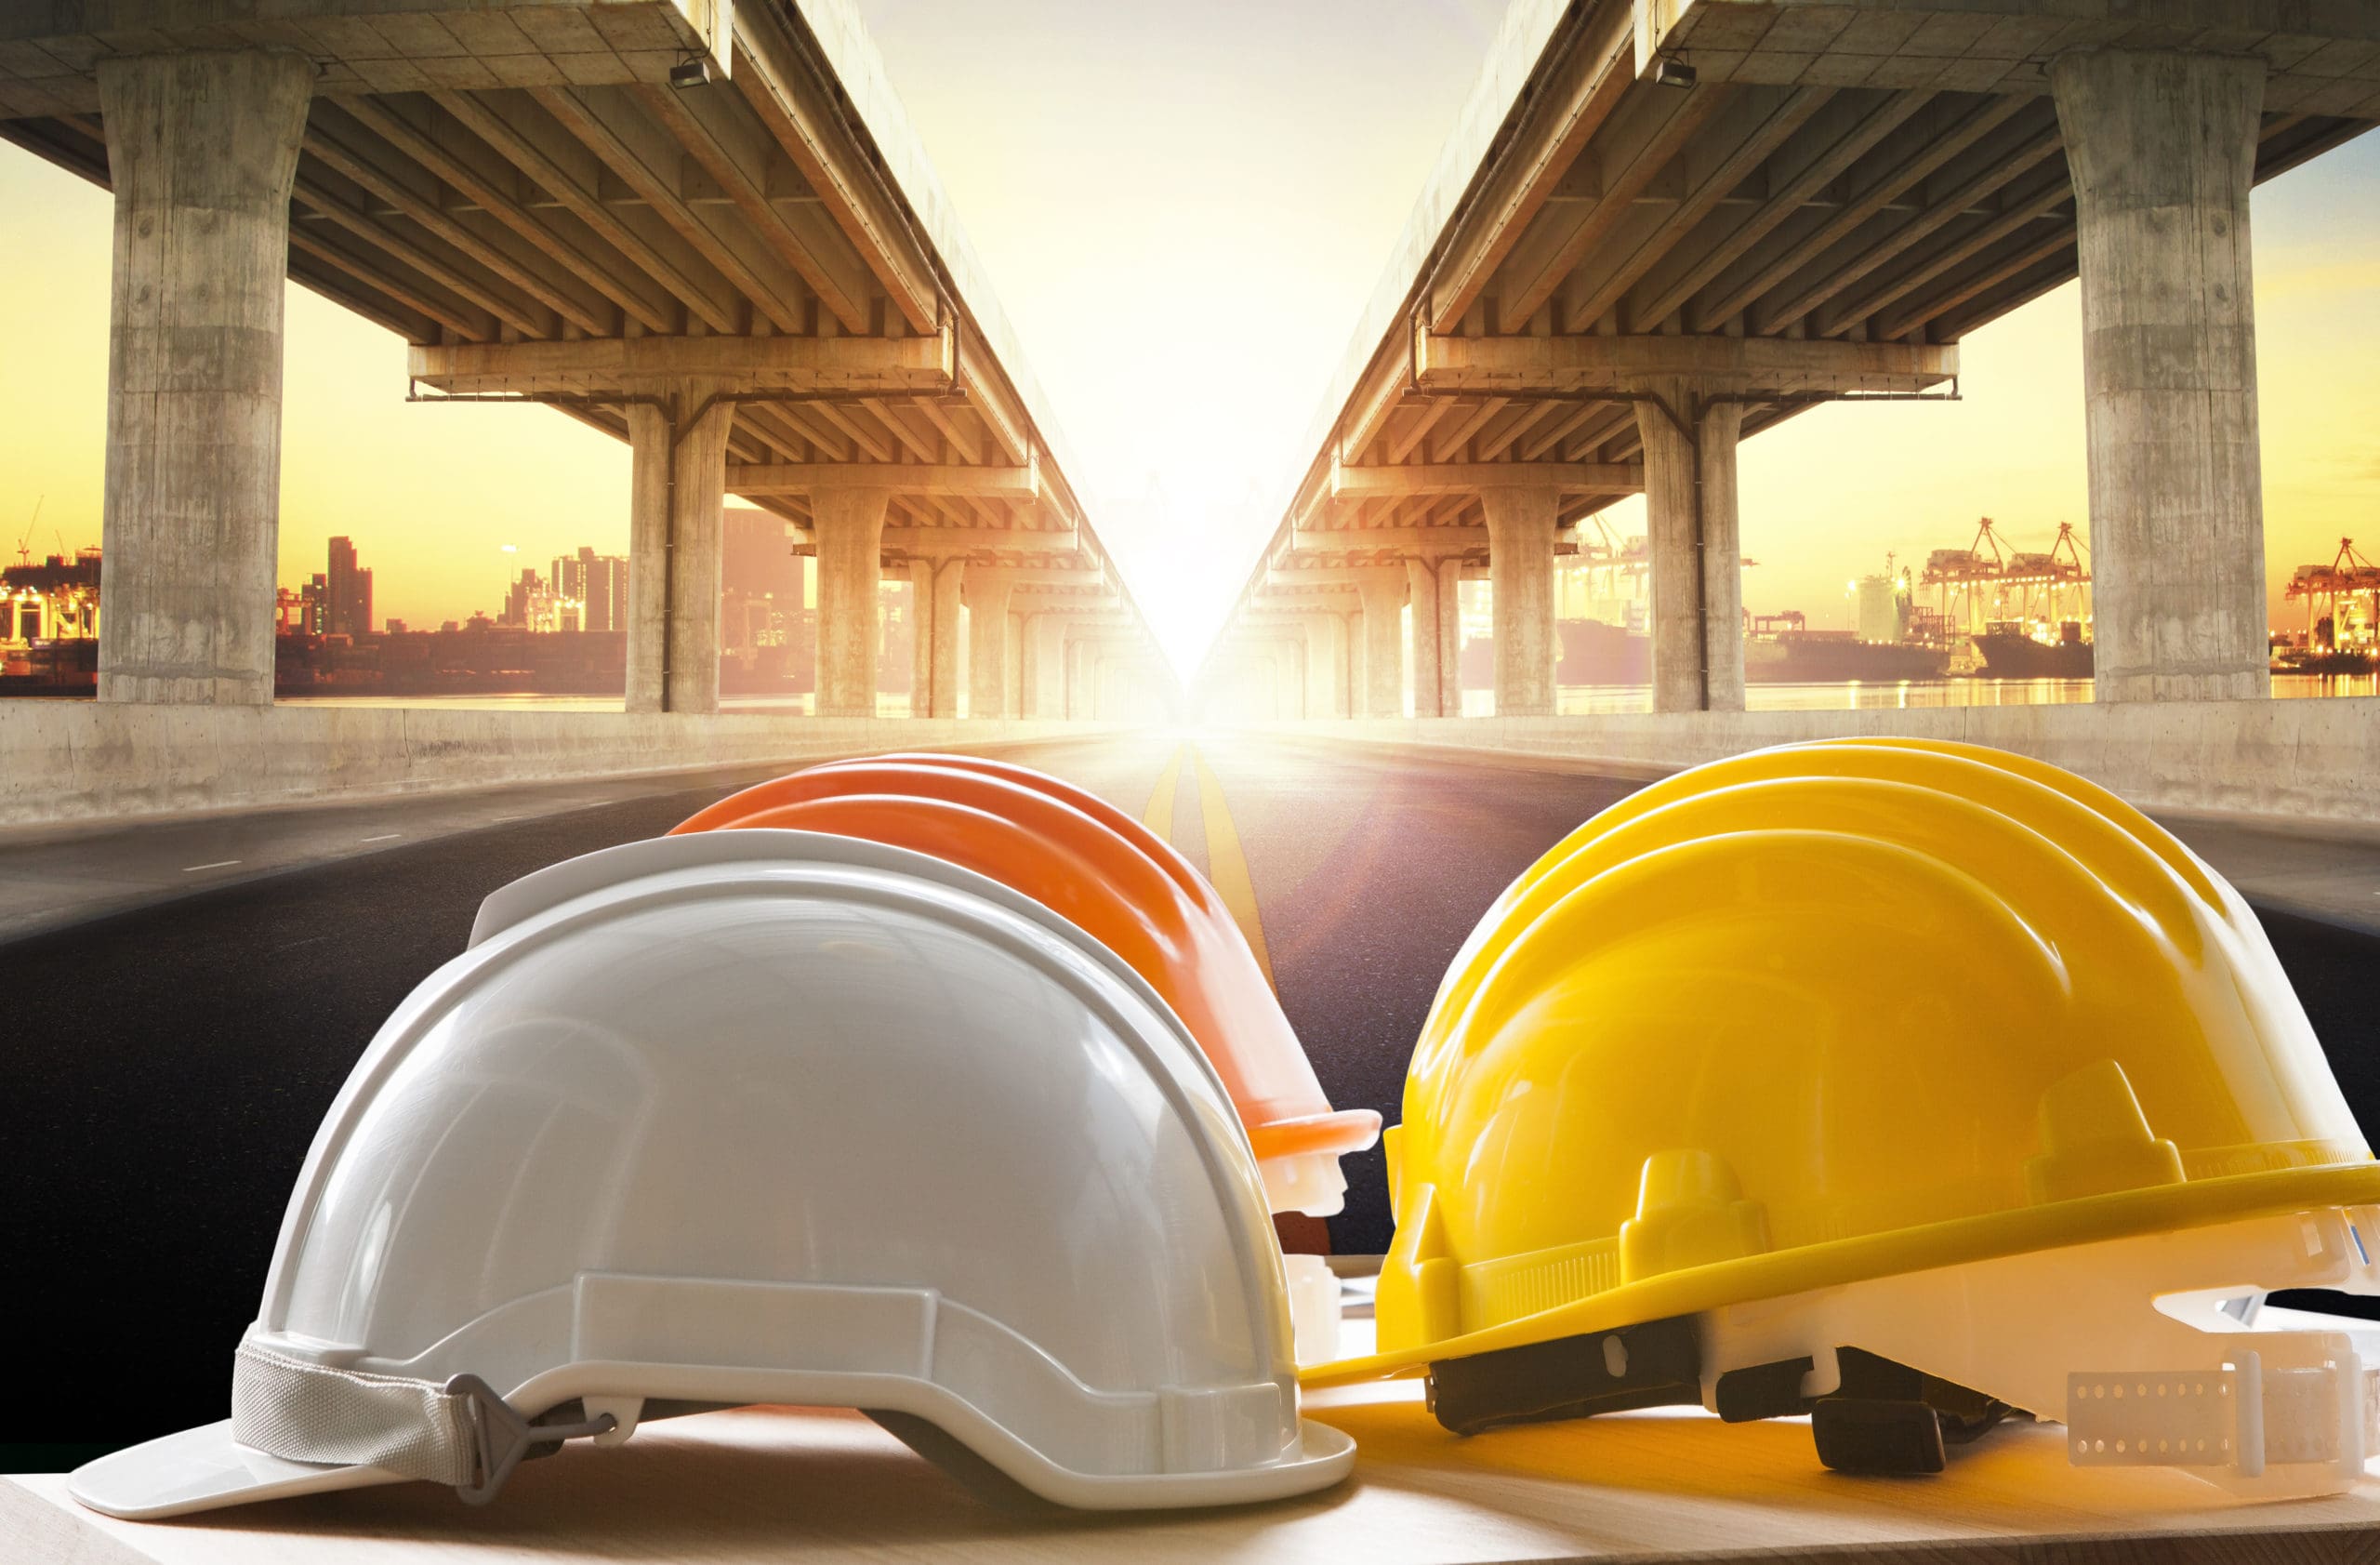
{"left": 1298, "top": 613, "right": 1349, "bottom": 719}
{"left": 906, "top": 558, "right": 962, "bottom": 717}
{"left": 624, "top": 390, "right": 738, "bottom": 714}
{"left": 1344, "top": 611, "right": 1364, "bottom": 709}
{"left": 95, "top": 50, "right": 313, "bottom": 704}
{"left": 1435, "top": 556, "right": 1464, "bottom": 717}
{"left": 934, "top": 568, "right": 964, "bottom": 714}
{"left": 1023, "top": 612, "right": 1068, "bottom": 717}
{"left": 1406, "top": 558, "right": 1446, "bottom": 717}
{"left": 2053, "top": 47, "right": 2270, "bottom": 701}
{"left": 1008, "top": 611, "right": 1026, "bottom": 717}
{"left": 1271, "top": 637, "right": 1307, "bottom": 719}
{"left": 1354, "top": 567, "right": 1408, "bottom": 718}
{"left": 1635, "top": 386, "right": 1746, "bottom": 714}
{"left": 966, "top": 572, "right": 1017, "bottom": 718}
{"left": 811, "top": 486, "right": 890, "bottom": 717}
{"left": 1480, "top": 486, "right": 1558, "bottom": 717}
{"left": 1064, "top": 631, "right": 1090, "bottom": 720}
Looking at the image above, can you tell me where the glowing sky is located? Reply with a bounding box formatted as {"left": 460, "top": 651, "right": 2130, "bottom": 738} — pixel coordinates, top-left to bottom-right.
{"left": 0, "top": 3, "right": 2373, "bottom": 669}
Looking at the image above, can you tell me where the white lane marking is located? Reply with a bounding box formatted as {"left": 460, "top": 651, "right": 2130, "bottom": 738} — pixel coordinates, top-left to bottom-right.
{"left": 359, "top": 832, "right": 402, "bottom": 842}
{"left": 181, "top": 860, "right": 242, "bottom": 872}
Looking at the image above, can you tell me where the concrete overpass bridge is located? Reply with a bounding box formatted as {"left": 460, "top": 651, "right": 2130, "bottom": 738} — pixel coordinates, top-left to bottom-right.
{"left": 1204, "top": 0, "right": 2379, "bottom": 724}
{"left": 0, "top": 0, "right": 1163, "bottom": 726}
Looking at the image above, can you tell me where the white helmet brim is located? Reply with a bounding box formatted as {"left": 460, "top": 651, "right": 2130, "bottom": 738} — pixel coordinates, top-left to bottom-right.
{"left": 68, "top": 1421, "right": 405, "bottom": 1519}
{"left": 69, "top": 1412, "right": 1356, "bottom": 1519}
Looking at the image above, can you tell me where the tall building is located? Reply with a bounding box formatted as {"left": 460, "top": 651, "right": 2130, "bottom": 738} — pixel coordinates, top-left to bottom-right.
{"left": 551, "top": 548, "right": 588, "bottom": 605}
{"left": 325, "top": 537, "right": 374, "bottom": 638}
{"left": 721, "top": 510, "right": 803, "bottom": 657}
{"left": 300, "top": 573, "right": 329, "bottom": 635}
{"left": 502, "top": 567, "right": 542, "bottom": 630}
{"left": 583, "top": 553, "right": 628, "bottom": 634}
{"left": 499, "top": 549, "right": 627, "bottom": 634}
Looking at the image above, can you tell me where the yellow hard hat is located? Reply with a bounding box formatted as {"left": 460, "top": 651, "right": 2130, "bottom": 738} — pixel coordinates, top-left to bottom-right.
{"left": 1317, "top": 739, "right": 2380, "bottom": 1494}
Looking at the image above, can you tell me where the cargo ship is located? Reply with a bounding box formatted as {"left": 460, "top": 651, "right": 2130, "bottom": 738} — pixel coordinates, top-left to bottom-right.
{"left": 1556, "top": 617, "right": 1949, "bottom": 684}
{"left": 2272, "top": 644, "right": 2377, "bottom": 675}
{"left": 1973, "top": 618, "right": 2092, "bottom": 679}
{"left": 1745, "top": 629, "right": 1948, "bottom": 683}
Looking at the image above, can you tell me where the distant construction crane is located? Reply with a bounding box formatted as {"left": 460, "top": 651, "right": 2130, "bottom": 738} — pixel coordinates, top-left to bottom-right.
{"left": 14, "top": 495, "right": 42, "bottom": 569}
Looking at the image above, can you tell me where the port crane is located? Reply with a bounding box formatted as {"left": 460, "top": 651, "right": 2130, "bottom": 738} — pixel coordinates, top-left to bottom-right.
{"left": 1919, "top": 517, "right": 2008, "bottom": 634}
{"left": 2285, "top": 538, "right": 2380, "bottom": 650}
{"left": 1918, "top": 518, "right": 2091, "bottom": 637}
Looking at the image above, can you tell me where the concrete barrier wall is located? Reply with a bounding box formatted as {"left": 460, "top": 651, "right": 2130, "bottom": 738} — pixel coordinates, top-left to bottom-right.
{"left": 0, "top": 702, "right": 1097, "bottom": 829}
{"left": 1273, "top": 696, "right": 2380, "bottom": 824}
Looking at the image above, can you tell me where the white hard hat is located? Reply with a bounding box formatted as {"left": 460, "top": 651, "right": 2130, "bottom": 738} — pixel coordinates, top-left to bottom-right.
{"left": 71, "top": 830, "right": 1355, "bottom": 1519}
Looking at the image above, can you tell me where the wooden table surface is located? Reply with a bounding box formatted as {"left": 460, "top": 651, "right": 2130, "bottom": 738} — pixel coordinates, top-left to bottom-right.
{"left": 12, "top": 1378, "right": 2380, "bottom": 1564}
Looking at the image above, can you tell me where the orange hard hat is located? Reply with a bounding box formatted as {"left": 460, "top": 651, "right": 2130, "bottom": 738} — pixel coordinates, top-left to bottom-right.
{"left": 673, "top": 752, "right": 1379, "bottom": 1214}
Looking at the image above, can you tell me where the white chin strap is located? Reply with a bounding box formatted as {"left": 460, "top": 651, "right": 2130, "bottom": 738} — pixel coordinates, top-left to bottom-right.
{"left": 231, "top": 1342, "right": 615, "bottom": 1503}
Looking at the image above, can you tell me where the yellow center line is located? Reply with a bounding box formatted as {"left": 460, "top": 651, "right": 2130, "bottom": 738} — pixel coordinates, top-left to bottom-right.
{"left": 1142, "top": 743, "right": 1186, "bottom": 837}
{"left": 1189, "top": 747, "right": 1278, "bottom": 991}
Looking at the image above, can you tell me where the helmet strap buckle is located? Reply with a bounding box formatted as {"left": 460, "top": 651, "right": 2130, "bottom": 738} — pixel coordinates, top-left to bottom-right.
{"left": 444, "top": 1374, "right": 618, "bottom": 1506}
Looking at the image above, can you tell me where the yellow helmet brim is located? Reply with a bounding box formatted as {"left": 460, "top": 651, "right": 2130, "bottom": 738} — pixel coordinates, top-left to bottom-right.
{"left": 1304, "top": 1160, "right": 2380, "bottom": 1388}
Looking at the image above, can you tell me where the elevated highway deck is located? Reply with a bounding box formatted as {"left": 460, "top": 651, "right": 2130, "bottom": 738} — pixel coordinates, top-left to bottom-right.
{"left": 0, "top": 0, "right": 1164, "bottom": 719}
{"left": 1212, "top": 0, "right": 2378, "bottom": 720}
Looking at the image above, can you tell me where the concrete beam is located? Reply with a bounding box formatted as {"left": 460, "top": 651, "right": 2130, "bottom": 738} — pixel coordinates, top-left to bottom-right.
{"left": 0, "top": 0, "right": 732, "bottom": 117}
{"left": 1411, "top": 325, "right": 1957, "bottom": 396}
{"left": 785, "top": 524, "right": 1079, "bottom": 559}
{"left": 955, "top": 336, "right": 1033, "bottom": 468}
{"left": 1492, "top": 84, "right": 1738, "bottom": 334}
{"left": 729, "top": 458, "right": 1038, "bottom": 498}
{"left": 1424, "top": 0, "right": 1636, "bottom": 333}
{"left": 1649, "top": 2, "right": 2380, "bottom": 108}
{"left": 731, "top": 0, "right": 939, "bottom": 334}
{"left": 408, "top": 329, "right": 954, "bottom": 395}
{"left": 528, "top": 82, "right": 814, "bottom": 336}
{"left": 1331, "top": 459, "right": 1644, "bottom": 497}
{"left": 628, "top": 77, "right": 879, "bottom": 336}
{"left": 1295, "top": 524, "right": 1490, "bottom": 555}
{"left": 430, "top": 89, "right": 745, "bottom": 336}
{"left": 965, "top": 565, "right": 1106, "bottom": 590}
{"left": 1268, "top": 566, "right": 1410, "bottom": 590}
{"left": 1288, "top": 524, "right": 1595, "bottom": 555}
{"left": 1008, "top": 597, "right": 1125, "bottom": 617}
{"left": 883, "top": 526, "right": 1076, "bottom": 558}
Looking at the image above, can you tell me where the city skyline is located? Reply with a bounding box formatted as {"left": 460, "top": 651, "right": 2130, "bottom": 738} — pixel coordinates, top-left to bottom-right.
{"left": 0, "top": 5, "right": 2373, "bottom": 664}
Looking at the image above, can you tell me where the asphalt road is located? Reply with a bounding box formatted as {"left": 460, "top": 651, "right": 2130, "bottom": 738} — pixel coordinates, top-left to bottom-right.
{"left": 7, "top": 733, "right": 2378, "bottom": 1468}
